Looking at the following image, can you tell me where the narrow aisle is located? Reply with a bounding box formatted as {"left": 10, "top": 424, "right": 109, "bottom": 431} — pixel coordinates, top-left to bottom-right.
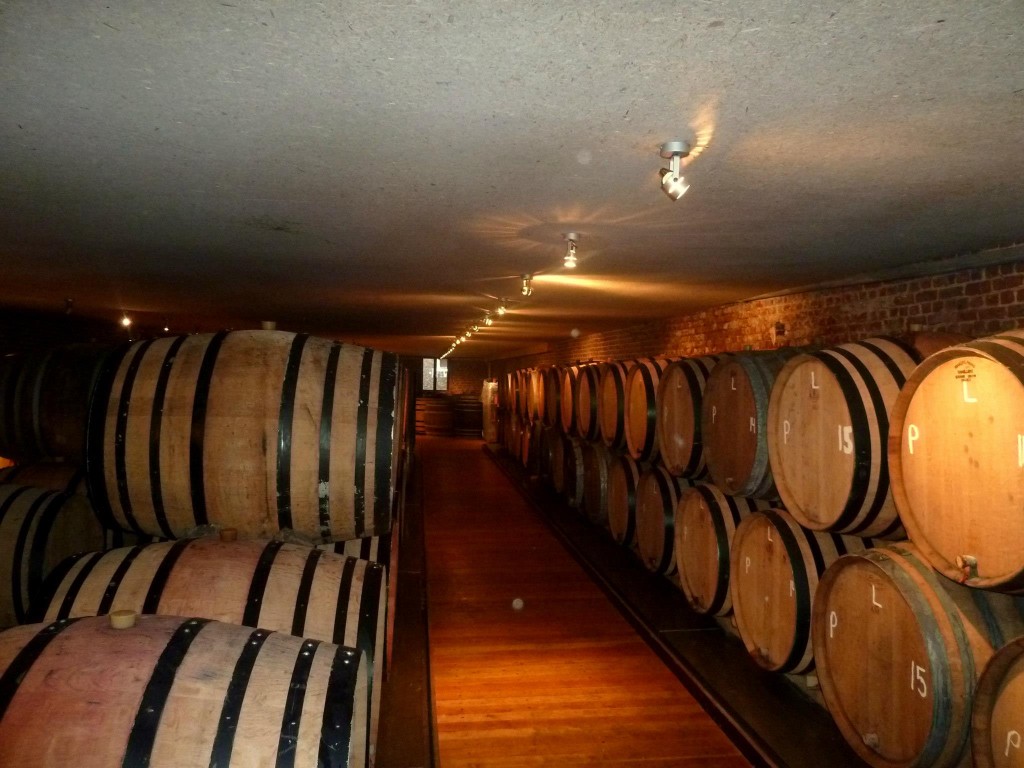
{"left": 421, "top": 436, "right": 750, "bottom": 767}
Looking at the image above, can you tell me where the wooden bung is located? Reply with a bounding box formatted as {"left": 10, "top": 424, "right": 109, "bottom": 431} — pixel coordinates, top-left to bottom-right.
{"left": 674, "top": 484, "right": 770, "bottom": 616}
{"left": 767, "top": 337, "right": 921, "bottom": 539}
{"left": 889, "top": 329, "right": 1024, "bottom": 591}
{"left": 108, "top": 609, "right": 137, "bottom": 629}
{"left": 812, "top": 542, "right": 1024, "bottom": 768}
{"left": 729, "top": 508, "right": 870, "bottom": 674}
{"left": 634, "top": 466, "right": 694, "bottom": 576}
{"left": 655, "top": 356, "right": 721, "bottom": 478}
{"left": 607, "top": 455, "right": 646, "bottom": 548}
{"left": 0, "top": 615, "right": 368, "bottom": 768}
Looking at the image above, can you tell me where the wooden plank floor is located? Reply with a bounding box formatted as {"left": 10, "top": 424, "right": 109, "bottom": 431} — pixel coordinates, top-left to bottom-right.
{"left": 421, "top": 436, "right": 751, "bottom": 767}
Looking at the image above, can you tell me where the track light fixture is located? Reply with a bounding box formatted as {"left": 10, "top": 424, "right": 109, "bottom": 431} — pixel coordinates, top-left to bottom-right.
{"left": 521, "top": 274, "right": 533, "bottom": 297}
{"left": 484, "top": 313, "right": 493, "bottom": 326}
{"left": 563, "top": 232, "right": 578, "bottom": 269}
{"left": 497, "top": 301, "right": 507, "bottom": 316}
{"left": 659, "top": 140, "right": 691, "bottom": 200}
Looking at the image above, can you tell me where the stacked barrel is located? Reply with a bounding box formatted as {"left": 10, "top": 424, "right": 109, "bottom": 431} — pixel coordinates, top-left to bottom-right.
{"left": 0, "top": 331, "right": 408, "bottom": 767}
{"left": 502, "top": 331, "right": 1024, "bottom": 768}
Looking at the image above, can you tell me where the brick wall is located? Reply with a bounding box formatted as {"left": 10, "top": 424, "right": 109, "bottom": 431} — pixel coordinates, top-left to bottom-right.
{"left": 492, "top": 256, "right": 1024, "bottom": 372}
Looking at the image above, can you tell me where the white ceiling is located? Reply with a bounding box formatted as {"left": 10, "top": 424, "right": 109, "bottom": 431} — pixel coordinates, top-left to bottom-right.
{"left": 1, "top": 1, "right": 1022, "bottom": 357}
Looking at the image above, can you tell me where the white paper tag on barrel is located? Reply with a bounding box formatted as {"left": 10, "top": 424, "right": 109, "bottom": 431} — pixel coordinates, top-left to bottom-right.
{"left": 812, "top": 542, "right": 1024, "bottom": 768}
{"left": 767, "top": 337, "right": 921, "bottom": 539}
{"left": 85, "top": 331, "right": 399, "bottom": 544}
{"left": 0, "top": 615, "right": 368, "bottom": 767}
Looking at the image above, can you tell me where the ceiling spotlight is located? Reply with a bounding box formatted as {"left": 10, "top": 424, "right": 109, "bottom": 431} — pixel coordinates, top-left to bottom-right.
{"left": 497, "top": 301, "right": 507, "bottom": 316}
{"left": 563, "top": 232, "right": 578, "bottom": 269}
{"left": 521, "top": 274, "right": 533, "bottom": 297}
{"left": 120, "top": 314, "right": 132, "bottom": 328}
{"left": 484, "top": 313, "right": 493, "bottom": 326}
{"left": 466, "top": 330, "right": 472, "bottom": 338}
{"left": 472, "top": 324, "right": 479, "bottom": 332}
{"left": 659, "top": 140, "right": 691, "bottom": 200}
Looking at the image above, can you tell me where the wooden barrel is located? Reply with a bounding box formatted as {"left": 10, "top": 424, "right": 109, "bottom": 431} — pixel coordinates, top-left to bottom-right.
{"left": 813, "top": 543, "right": 1024, "bottom": 768}
{"left": 656, "top": 356, "right": 721, "bottom": 478}
{"left": 624, "top": 357, "right": 677, "bottom": 462}
{"left": 581, "top": 441, "right": 613, "bottom": 525}
{"left": 542, "top": 366, "right": 561, "bottom": 428}
{"left": 0, "top": 484, "right": 106, "bottom": 627}
{"left": 598, "top": 360, "right": 636, "bottom": 450}
{"left": 563, "top": 437, "right": 586, "bottom": 508}
{"left": 574, "top": 363, "right": 605, "bottom": 441}
{"left": 318, "top": 531, "right": 394, "bottom": 568}
{"left": 527, "top": 368, "right": 547, "bottom": 423}
{"left": 972, "top": 636, "right": 1024, "bottom": 768}
{"left": 730, "top": 508, "right": 870, "bottom": 673}
{"left": 559, "top": 363, "right": 591, "bottom": 435}
{"left": 547, "top": 430, "right": 569, "bottom": 494}
{"left": 0, "top": 614, "right": 368, "bottom": 767}
{"left": 607, "top": 455, "right": 646, "bottom": 547}
{"left": 634, "top": 466, "right": 694, "bottom": 575}
{"left": 452, "top": 395, "right": 482, "bottom": 437}
{"left": 85, "top": 331, "right": 398, "bottom": 543}
{"left": 768, "top": 338, "right": 921, "bottom": 539}
{"left": 0, "top": 462, "right": 86, "bottom": 494}
{"left": 536, "top": 428, "right": 561, "bottom": 487}
{"left": 0, "top": 344, "right": 113, "bottom": 463}
{"left": 515, "top": 369, "right": 531, "bottom": 419}
{"left": 527, "top": 421, "right": 546, "bottom": 476}
{"left": 702, "top": 350, "right": 797, "bottom": 499}
{"left": 507, "top": 413, "right": 523, "bottom": 459}
{"left": 416, "top": 395, "right": 455, "bottom": 436}
{"left": 674, "top": 484, "right": 770, "bottom": 616}
{"left": 889, "top": 329, "right": 1024, "bottom": 591}
{"left": 39, "top": 537, "right": 386, "bottom": 753}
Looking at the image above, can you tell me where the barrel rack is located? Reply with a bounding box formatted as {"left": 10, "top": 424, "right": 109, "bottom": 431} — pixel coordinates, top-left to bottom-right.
{"left": 484, "top": 442, "right": 868, "bottom": 768}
